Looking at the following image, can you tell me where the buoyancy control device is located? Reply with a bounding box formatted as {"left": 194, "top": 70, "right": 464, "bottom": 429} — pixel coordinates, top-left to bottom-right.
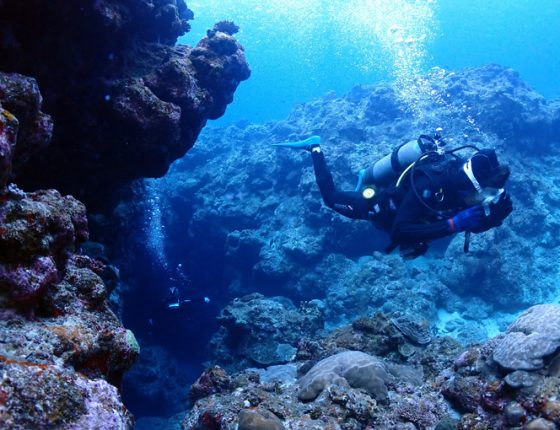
{"left": 354, "top": 134, "right": 446, "bottom": 229}
{"left": 357, "top": 133, "right": 485, "bottom": 257}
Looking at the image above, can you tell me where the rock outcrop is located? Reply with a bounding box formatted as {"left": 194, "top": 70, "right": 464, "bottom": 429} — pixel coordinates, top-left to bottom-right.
{"left": 210, "top": 293, "right": 325, "bottom": 371}
{"left": 0, "top": 66, "right": 138, "bottom": 430}
{"left": 0, "top": 1, "right": 250, "bottom": 210}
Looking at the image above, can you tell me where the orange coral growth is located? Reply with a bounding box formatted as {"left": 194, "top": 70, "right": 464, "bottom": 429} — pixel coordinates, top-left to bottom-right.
{"left": 0, "top": 354, "right": 50, "bottom": 370}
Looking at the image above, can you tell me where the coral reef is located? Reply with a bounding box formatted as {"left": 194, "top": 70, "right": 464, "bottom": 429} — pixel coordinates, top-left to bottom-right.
{"left": 183, "top": 306, "right": 453, "bottom": 430}
{"left": 297, "top": 350, "right": 391, "bottom": 402}
{"left": 440, "top": 304, "right": 560, "bottom": 429}
{"left": 209, "top": 293, "right": 325, "bottom": 371}
{"left": 0, "top": 67, "right": 138, "bottom": 429}
{"left": 493, "top": 304, "right": 560, "bottom": 370}
{"left": 0, "top": 1, "right": 250, "bottom": 209}
{"left": 181, "top": 302, "right": 560, "bottom": 429}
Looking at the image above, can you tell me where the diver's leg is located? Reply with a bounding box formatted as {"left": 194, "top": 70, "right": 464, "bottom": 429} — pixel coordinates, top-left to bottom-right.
{"left": 311, "top": 148, "right": 370, "bottom": 220}
{"left": 310, "top": 147, "right": 336, "bottom": 205}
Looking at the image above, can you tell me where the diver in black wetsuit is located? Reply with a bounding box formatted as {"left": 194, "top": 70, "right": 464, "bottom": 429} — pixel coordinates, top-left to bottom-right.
{"left": 274, "top": 135, "right": 513, "bottom": 258}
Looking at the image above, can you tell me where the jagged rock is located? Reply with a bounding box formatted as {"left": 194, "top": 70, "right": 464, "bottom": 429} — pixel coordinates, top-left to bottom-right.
{"left": 436, "top": 318, "right": 560, "bottom": 428}
{"left": 189, "top": 366, "right": 233, "bottom": 405}
{"left": 0, "top": 188, "right": 88, "bottom": 307}
{"left": 493, "top": 304, "right": 560, "bottom": 370}
{"left": 441, "top": 375, "right": 484, "bottom": 413}
{"left": 0, "top": 102, "right": 17, "bottom": 190}
{"left": 0, "top": 1, "right": 250, "bottom": 210}
{"left": 0, "top": 362, "right": 134, "bottom": 429}
{"left": 0, "top": 72, "right": 53, "bottom": 172}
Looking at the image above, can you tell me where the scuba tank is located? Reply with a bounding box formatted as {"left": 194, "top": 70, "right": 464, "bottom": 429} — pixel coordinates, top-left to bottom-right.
{"left": 360, "top": 135, "right": 443, "bottom": 188}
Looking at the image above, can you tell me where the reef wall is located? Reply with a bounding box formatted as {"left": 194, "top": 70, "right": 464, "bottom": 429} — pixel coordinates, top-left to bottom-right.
{"left": 0, "top": 0, "right": 250, "bottom": 210}
{"left": 0, "top": 76, "right": 140, "bottom": 428}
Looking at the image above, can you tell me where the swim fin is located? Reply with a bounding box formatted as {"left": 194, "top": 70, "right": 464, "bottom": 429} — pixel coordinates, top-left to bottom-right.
{"left": 272, "top": 135, "right": 321, "bottom": 151}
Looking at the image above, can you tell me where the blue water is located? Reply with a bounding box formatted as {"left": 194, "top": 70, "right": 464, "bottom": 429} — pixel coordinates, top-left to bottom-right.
{"left": 128, "top": 0, "right": 560, "bottom": 419}
{"left": 180, "top": 0, "right": 560, "bottom": 125}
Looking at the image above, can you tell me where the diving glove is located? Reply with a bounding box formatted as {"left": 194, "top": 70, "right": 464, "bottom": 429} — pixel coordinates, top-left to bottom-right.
{"left": 449, "top": 206, "right": 485, "bottom": 233}
{"left": 488, "top": 191, "right": 513, "bottom": 222}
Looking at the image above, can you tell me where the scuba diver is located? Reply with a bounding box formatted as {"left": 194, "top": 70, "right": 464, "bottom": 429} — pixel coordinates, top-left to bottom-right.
{"left": 147, "top": 264, "right": 211, "bottom": 334}
{"left": 273, "top": 133, "right": 513, "bottom": 259}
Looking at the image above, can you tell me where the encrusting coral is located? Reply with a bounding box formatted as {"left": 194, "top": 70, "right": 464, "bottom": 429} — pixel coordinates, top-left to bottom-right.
{"left": 0, "top": 72, "right": 138, "bottom": 429}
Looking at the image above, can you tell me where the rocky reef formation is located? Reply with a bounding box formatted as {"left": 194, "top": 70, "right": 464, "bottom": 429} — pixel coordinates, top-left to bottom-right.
{"left": 210, "top": 293, "right": 325, "bottom": 371}
{"left": 1, "top": 73, "right": 138, "bottom": 428}
{"left": 0, "top": 0, "right": 250, "bottom": 209}
{"left": 442, "top": 304, "right": 560, "bottom": 429}
{"left": 144, "top": 64, "right": 560, "bottom": 339}
{"left": 182, "top": 303, "right": 560, "bottom": 429}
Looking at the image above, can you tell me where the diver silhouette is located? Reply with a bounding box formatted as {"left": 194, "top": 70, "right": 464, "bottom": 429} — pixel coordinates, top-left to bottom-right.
{"left": 274, "top": 134, "right": 513, "bottom": 259}
{"left": 147, "top": 264, "right": 211, "bottom": 334}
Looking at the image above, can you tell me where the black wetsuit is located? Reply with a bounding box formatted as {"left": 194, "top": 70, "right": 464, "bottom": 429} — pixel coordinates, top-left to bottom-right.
{"left": 311, "top": 150, "right": 494, "bottom": 250}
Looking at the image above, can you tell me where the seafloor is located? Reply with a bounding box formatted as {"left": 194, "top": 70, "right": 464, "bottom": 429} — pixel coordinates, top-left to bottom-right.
{"left": 1, "top": 1, "right": 560, "bottom": 430}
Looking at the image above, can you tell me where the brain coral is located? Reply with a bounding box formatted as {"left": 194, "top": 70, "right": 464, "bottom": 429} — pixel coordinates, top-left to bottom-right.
{"left": 493, "top": 304, "right": 560, "bottom": 370}
{"left": 298, "top": 350, "right": 391, "bottom": 402}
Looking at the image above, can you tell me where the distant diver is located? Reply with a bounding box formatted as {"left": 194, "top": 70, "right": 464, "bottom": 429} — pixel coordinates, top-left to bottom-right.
{"left": 147, "top": 264, "right": 211, "bottom": 334}
{"left": 273, "top": 133, "right": 513, "bottom": 259}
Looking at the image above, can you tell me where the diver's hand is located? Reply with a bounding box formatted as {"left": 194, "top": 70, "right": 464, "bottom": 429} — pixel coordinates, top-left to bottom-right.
{"left": 449, "top": 206, "right": 485, "bottom": 233}
{"left": 489, "top": 191, "right": 513, "bottom": 222}
{"left": 469, "top": 193, "right": 513, "bottom": 233}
